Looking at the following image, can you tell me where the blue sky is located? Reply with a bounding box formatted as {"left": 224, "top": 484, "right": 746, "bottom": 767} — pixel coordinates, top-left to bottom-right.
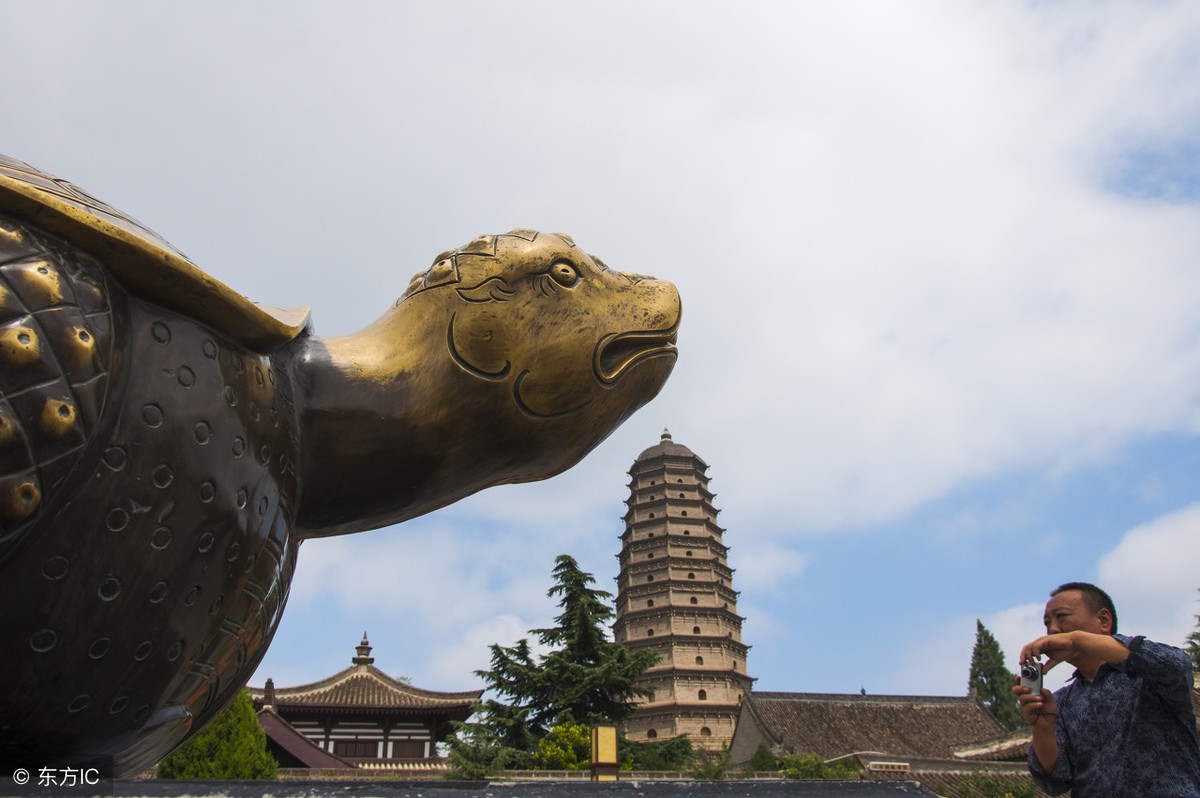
{"left": 4, "top": 1, "right": 1200, "bottom": 705}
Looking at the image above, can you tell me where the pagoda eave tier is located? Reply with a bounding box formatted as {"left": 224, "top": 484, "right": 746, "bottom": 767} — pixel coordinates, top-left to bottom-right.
{"left": 623, "top": 516, "right": 725, "bottom": 532}
{"left": 623, "top": 534, "right": 729, "bottom": 552}
{"left": 619, "top": 580, "right": 740, "bottom": 599}
{"left": 631, "top": 705, "right": 742, "bottom": 718}
{"left": 622, "top": 559, "right": 734, "bottom": 577}
{"left": 622, "top": 636, "right": 751, "bottom": 652}
{"left": 613, "top": 608, "right": 746, "bottom": 627}
{"left": 638, "top": 667, "right": 757, "bottom": 682}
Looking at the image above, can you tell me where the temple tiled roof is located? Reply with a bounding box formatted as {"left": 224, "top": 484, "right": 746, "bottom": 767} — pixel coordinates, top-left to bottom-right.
{"left": 734, "top": 691, "right": 1006, "bottom": 761}
{"left": 247, "top": 634, "right": 482, "bottom": 714}
{"left": 251, "top": 668, "right": 482, "bottom": 711}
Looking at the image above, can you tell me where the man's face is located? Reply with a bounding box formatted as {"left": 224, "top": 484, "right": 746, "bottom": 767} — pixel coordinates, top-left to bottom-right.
{"left": 1044, "top": 589, "right": 1111, "bottom": 635}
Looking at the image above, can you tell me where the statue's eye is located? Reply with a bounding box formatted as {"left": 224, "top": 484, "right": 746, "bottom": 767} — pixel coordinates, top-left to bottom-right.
{"left": 550, "top": 262, "right": 579, "bottom": 287}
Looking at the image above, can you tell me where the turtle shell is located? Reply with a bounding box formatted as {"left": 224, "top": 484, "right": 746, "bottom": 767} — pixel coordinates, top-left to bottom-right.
{"left": 0, "top": 154, "right": 310, "bottom": 351}
{"left": 0, "top": 155, "right": 307, "bottom": 774}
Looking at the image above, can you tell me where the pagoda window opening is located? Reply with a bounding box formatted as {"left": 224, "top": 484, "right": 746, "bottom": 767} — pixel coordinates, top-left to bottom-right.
{"left": 690, "top": 597, "right": 698, "bottom": 604}
{"left": 647, "top": 575, "right": 654, "bottom": 582}
{"left": 693, "top": 626, "right": 701, "bottom": 634}
{"left": 647, "top": 729, "right": 658, "bottom": 739}
{"left": 649, "top": 513, "right": 655, "bottom": 518}
{"left": 700, "top": 726, "right": 712, "bottom": 736}
{"left": 698, "top": 690, "right": 707, "bottom": 701}
{"left": 695, "top": 656, "right": 704, "bottom": 665}
{"left": 683, "top": 530, "right": 690, "bottom": 535}
{"left": 681, "top": 511, "right": 688, "bottom": 516}
{"left": 679, "top": 493, "right": 685, "bottom": 498}
{"left": 686, "top": 551, "right": 692, "bottom": 557}
{"left": 688, "top": 573, "right": 695, "bottom": 580}
{"left": 647, "top": 629, "right": 655, "bottom": 636}
{"left": 647, "top": 553, "right": 654, "bottom": 559}
{"left": 647, "top": 599, "right": 654, "bottom": 607}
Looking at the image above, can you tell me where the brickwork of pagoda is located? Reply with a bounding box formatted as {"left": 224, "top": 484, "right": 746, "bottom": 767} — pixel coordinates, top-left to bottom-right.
{"left": 612, "top": 429, "right": 754, "bottom": 751}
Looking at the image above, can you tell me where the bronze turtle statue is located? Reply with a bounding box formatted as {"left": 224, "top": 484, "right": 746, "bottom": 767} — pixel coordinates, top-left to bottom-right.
{"left": 0, "top": 154, "right": 680, "bottom": 775}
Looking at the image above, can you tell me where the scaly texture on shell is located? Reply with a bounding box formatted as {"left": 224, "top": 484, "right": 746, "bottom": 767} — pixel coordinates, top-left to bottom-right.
{"left": 0, "top": 211, "right": 113, "bottom": 553}
{"left": 0, "top": 211, "right": 297, "bottom": 775}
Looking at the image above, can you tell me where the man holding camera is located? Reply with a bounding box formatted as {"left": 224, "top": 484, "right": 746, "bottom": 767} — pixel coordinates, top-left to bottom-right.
{"left": 1013, "top": 582, "right": 1200, "bottom": 796}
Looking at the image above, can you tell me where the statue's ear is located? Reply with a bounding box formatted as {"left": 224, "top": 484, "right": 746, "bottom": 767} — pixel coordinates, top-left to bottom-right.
{"left": 457, "top": 277, "right": 514, "bottom": 303}
{"left": 447, "top": 308, "right": 511, "bottom": 380}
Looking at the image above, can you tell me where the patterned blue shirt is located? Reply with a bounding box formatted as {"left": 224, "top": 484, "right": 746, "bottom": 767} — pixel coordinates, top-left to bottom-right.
{"left": 1028, "top": 634, "right": 1200, "bottom": 797}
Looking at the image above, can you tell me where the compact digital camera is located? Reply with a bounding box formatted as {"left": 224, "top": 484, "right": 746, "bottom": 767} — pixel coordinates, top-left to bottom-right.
{"left": 1019, "top": 658, "right": 1043, "bottom": 693}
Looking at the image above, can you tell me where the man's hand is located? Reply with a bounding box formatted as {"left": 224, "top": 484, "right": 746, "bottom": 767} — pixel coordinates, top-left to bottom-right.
{"left": 1020, "top": 633, "right": 1079, "bottom": 674}
{"left": 1019, "top": 630, "right": 1130, "bottom": 678}
{"left": 1014, "top": 677, "right": 1059, "bottom": 773}
{"left": 1013, "top": 679, "right": 1057, "bottom": 727}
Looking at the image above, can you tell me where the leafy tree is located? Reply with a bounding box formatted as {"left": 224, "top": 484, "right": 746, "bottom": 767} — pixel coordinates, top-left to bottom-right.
{"left": 443, "top": 716, "right": 528, "bottom": 779}
{"left": 155, "top": 690, "right": 276, "bottom": 779}
{"left": 475, "top": 555, "right": 660, "bottom": 739}
{"left": 778, "top": 753, "right": 860, "bottom": 780}
{"left": 533, "top": 722, "right": 591, "bottom": 770}
{"left": 969, "top": 620, "right": 1024, "bottom": 731}
{"left": 744, "top": 742, "right": 778, "bottom": 773}
{"left": 1186, "top": 589, "right": 1200, "bottom": 669}
{"left": 619, "top": 733, "right": 695, "bottom": 771}
{"left": 688, "top": 743, "right": 732, "bottom": 780}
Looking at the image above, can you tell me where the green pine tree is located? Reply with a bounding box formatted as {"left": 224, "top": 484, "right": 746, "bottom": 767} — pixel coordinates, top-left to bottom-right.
{"left": 443, "top": 714, "right": 527, "bottom": 779}
{"left": 618, "top": 733, "right": 695, "bottom": 771}
{"left": 968, "top": 620, "right": 1024, "bottom": 731}
{"left": 472, "top": 554, "right": 660, "bottom": 743}
{"left": 155, "top": 689, "right": 277, "bottom": 779}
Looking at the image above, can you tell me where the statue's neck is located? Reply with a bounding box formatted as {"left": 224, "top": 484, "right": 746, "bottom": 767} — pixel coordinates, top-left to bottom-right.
{"left": 286, "top": 316, "right": 487, "bottom": 538}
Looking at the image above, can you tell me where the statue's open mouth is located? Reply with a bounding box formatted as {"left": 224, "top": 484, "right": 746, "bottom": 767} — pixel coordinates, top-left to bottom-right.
{"left": 594, "top": 319, "right": 680, "bottom": 386}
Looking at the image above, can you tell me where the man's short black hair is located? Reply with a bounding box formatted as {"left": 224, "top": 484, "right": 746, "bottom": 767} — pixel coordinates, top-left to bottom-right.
{"left": 1052, "top": 582, "right": 1118, "bottom": 634}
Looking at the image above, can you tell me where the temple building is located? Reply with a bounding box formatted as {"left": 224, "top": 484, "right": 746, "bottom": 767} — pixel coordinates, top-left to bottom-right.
{"left": 612, "top": 429, "right": 754, "bottom": 750}
{"left": 247, "top": 634, "right": 481, "bottom": 767}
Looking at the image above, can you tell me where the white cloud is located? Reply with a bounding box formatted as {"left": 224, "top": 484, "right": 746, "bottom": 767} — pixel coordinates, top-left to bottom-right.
{"left": 8, "top": 1, "right": 1200, "bottom": 701}
{"left": 1098, "top": 503, "right": 1200, "bottom": 647}
{"left": 427, "top": 614, "right": 542, "bottom": 691}
{"left": 732, "top": 540, "right": 810, "bottom": 595}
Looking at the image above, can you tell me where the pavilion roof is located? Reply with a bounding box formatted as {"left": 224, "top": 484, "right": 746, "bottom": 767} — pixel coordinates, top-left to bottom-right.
{"left": 247, "top": 633, "right": 482, "bottom": 714}
{"left": 739, "top": 690, "right": 1006, "bottom": 761}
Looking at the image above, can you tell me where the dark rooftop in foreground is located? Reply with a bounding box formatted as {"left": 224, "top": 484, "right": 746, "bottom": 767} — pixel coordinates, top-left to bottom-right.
{"left": 86, "top": 779, "right": 941, "bottom": 797}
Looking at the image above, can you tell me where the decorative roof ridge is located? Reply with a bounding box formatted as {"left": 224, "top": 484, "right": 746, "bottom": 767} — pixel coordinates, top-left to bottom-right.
{"left": 748, "top": 690, "right": 976, "bottom": 705}
{"left": 247, "top": 665, "right": 360, "bottom": 698}
{"left": 248, "top": 664, "right": 483, "bottom": 703}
